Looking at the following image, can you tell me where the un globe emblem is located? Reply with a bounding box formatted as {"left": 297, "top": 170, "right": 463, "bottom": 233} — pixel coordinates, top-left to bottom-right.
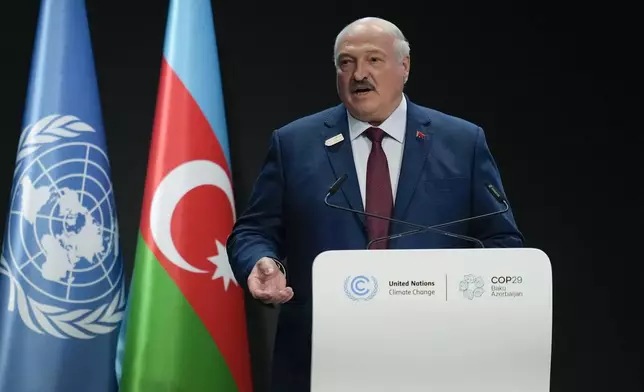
{"left": 0, "top": 114, "right": 124, "bottom": 339}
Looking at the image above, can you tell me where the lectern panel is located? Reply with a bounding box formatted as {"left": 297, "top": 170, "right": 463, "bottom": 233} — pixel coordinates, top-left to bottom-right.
{"left": 310, "top": 248, "right": 552, "bottom": 392}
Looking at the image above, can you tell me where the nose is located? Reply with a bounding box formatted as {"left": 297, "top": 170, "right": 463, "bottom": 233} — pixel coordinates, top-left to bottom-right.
{"left": 352, "top": 61, "right": 368, "bottom": 81}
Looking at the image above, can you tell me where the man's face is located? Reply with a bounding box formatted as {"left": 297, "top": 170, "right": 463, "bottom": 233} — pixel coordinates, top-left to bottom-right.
{"left": 335, "top": 24, "right": 410, "bottom": 125}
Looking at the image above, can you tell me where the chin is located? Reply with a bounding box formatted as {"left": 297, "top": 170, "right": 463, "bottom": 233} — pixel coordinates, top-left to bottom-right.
{"left": 350, "top": 96, "right": 378, "bottom": 108}
{"left": 354, "top": 105, "right": 379, "bottom": 118}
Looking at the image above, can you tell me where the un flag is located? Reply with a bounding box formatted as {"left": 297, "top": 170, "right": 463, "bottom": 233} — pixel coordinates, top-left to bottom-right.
{"left": 0, "top": 1, "right": 125, "bottom": 391}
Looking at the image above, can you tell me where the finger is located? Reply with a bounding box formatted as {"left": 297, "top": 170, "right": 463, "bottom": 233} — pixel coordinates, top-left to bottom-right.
{"left": 247, "top": 282, "right": 260, "bottom": 296}
{"left": 247, "top": 280, "right": 267, "bottom": 296}
{"left": 251, "top": 288, "right": 276, "bottom": 302}
{"left": 278, "top": 287, "right": 294, "bottom": 303}
{"left": 249, "top": 275, "right": 283, "bottom": 294}
{"left": 271, "top": 287, "right": 293, "bottom": 304}
{"left": 264, "top": 277, "right": 287, "bottom": 292}
{"left": 265, "top": 288, "right": 292, "bottom": 305}
{"left": 250, "top": 286, "right": 282, "bottom": 304}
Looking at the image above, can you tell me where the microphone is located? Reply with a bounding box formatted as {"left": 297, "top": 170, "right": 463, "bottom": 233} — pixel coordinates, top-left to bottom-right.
{"left": 323, "top": 175, "right": 488, "bottom": 248}
{"left": 327, "top": 174, "right": 348, "bottom": 196}
{"left": 366, "top": 183, "right": 509, "bottom": 249}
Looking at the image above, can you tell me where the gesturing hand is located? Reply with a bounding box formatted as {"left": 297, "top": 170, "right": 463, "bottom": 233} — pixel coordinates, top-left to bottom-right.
{"left": 247, "top": 257, "right": 294, "bottom": 305}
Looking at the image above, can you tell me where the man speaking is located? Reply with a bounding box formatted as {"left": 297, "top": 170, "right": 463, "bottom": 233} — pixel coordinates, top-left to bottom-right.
{"left": 227, "top": 17, "right": 523, "bottom": 391}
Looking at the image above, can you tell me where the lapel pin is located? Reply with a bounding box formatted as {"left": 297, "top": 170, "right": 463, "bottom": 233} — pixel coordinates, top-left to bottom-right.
{"left": 415, "top": 130, "right": 426, "bottom": 140}
{"left": 325, "top": 133, "right": 344, "bottom": 147}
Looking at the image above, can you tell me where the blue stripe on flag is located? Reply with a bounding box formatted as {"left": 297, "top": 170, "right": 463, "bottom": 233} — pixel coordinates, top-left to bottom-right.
{"left": 162, "top": 0, "right": 232, "bottom": 169}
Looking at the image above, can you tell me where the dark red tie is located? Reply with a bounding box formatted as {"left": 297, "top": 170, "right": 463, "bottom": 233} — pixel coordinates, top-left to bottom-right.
{"left": 364, "top": 127, "right": 393, "bottom": 249}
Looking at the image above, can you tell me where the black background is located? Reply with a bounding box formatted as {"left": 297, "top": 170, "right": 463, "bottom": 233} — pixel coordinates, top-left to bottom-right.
{"left": 1, "top": 1, "right": 641, "bottom": 391}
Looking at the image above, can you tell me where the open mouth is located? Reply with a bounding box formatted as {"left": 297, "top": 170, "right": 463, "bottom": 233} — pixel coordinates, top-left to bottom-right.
{"left": 352, "top": 88, "right": 373, "bottom": 96}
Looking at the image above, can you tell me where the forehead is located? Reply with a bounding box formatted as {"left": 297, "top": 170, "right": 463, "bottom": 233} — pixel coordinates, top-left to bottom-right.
{"left": 337, "top": 25, "right": 395, "bottom": 56}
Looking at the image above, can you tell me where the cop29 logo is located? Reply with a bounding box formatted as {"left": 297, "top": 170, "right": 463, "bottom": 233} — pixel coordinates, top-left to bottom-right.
{"left": 459, "top": 274, "right": 485, "bottom": 300}
{"left": 344, "top": 275, "right": 378, "bottom": 301}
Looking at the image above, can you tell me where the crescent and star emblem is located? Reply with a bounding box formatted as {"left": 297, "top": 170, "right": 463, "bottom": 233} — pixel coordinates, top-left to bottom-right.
{"left": 149, "top": 160, "right": 237, "bottom": 287}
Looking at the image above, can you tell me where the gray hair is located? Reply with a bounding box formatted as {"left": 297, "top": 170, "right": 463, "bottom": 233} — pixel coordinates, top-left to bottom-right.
{"left": 333, "top": 17, "right": 410, "bottom": 67}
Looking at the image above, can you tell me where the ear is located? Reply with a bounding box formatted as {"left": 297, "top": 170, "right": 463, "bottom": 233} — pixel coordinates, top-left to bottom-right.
{"left": 402, "top": 56, "right": 410, "bottom": 79}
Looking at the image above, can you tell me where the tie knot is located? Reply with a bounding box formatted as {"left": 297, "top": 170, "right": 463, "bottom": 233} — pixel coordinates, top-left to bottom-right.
{"left": 365, "top": 127, "right": 385, "bottom": 143}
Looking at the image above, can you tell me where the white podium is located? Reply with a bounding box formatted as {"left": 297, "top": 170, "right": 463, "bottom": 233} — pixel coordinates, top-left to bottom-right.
{"left": 310, "top": 248, "right": 552, "bottom": 392}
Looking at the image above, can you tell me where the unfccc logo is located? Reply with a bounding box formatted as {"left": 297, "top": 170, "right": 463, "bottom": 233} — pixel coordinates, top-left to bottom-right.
{"left": 344, "top": 275, "right": 378, "bottom": 301}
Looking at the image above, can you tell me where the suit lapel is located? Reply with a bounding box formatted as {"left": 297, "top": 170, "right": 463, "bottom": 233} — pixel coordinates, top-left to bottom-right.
{"left": 393, "top": 100, "right": 433, "bottom": 221}
{"left": 321, "top": 100, "right": 433, "bottom": 229}
{"left": 322, "top": 105, "right": 366, "bottom": 228}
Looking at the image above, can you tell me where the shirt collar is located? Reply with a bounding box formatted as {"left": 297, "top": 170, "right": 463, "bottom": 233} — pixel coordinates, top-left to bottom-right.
{"left": 347, "top": 94, "right": 407, "bottom": 143}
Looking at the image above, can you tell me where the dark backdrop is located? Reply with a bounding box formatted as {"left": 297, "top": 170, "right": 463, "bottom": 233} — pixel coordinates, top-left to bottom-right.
{"left": 1, "top": 1, "right": 641, "bottom": 391}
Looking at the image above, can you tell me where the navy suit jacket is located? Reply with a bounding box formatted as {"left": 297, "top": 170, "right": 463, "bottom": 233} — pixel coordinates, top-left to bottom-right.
{"left": 227, "top": 97, "right": 523, "bottom": 391}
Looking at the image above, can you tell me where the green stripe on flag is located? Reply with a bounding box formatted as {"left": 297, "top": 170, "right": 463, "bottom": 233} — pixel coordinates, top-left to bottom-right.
{"left": 120, "top": 233, "right": 237, "bottom": 391}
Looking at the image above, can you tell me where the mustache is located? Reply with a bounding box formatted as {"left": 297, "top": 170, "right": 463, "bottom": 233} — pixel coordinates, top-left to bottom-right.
{"left": 351, "top": 80, "right": 375, "bottom": 91}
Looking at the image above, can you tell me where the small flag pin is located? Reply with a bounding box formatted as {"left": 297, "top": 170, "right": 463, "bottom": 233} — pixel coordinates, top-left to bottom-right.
{"left": 415, "top": 130, "right": 426, "bottom": 140}
{"left": 325, "top": 133, "right": 344, "bottom": 147}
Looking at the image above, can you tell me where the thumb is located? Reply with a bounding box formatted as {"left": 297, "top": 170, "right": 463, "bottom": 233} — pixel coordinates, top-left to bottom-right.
{"left": 257, "top": 258, "right": 276, "bottom": 276}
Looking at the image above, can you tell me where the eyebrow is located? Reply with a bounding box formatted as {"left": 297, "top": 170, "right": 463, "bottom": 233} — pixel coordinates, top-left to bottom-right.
{"left": 338, "top": 49, "right": 387, "bottom": 59}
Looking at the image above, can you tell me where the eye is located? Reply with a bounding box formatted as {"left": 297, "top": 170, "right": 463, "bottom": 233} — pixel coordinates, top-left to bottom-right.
{"left": 369, "top": 57, "right": 381, "bottom": 63}
{"left": 338, "top": 58, "right": 353, "bottom": 70}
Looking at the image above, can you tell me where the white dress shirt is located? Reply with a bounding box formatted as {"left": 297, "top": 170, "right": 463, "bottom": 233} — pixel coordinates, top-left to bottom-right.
{"left": 347, "top": 94, "right": 407, "bottom": 206}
